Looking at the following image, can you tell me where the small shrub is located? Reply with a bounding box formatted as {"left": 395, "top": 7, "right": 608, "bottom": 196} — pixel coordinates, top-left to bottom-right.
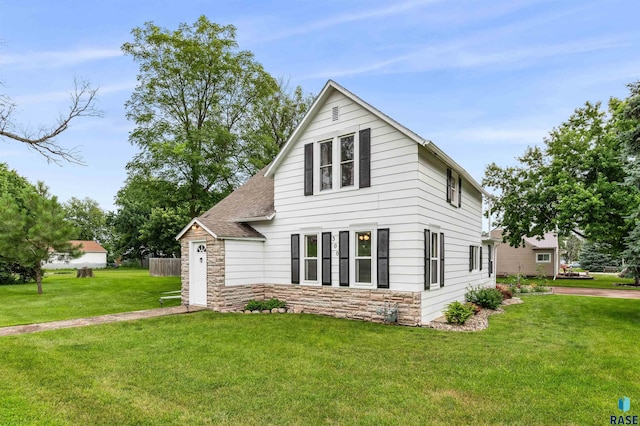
{"left": 244, "top": 298, "right": 286, "bottom": 311}
{"left": 465, "top": 286, "right": 503, "bottom": 310}
{"left": 466, "top": 302, "right": 481, "bottom": 314}
{"left": 245, "top": 300, "right": 264, "bottom": 311}
{"left": 263, "top": 298, "right": 286, "bottom": 310}
{"left": 444, "top": 301, "right": 475, "bottom": 325}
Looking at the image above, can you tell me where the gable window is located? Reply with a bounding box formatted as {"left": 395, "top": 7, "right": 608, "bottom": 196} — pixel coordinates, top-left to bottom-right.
{"left": 340, "top": 135, "right": 354, "bottom": 187}
{"left": 536, "top": 253, "right": 551, "bottom": 263}
{"left": 319, "top": 141, "right": 333, "bottom": 191}
{"left": 304, "top": 234, "right": 319, "bottom": 281}
{"left": 355, "top": 231, "right": 372, "bottom": 284}
{"left": 446, "top": 168, "right": 461, "bottom": 207}
{"left": 309, "top": 128, "right": 370, "bottom": 195}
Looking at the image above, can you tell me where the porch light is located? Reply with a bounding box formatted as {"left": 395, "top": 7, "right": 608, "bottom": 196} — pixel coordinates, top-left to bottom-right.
{"left": 358, "top": 233, "right": 370, "bottom": 241}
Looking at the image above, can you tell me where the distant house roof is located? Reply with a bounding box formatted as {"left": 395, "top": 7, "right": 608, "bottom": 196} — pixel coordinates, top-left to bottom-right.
{"left": 176, "top": 167, "right": 274, "bottom": 240}
{"left": 523, "top": 232, "right": 559, "bottom": 249}
{"left": 69, "top": 240, "right": 108, "bottom": 253}
{"left": 491, "top": 229, "right": 559, "bottom": 249}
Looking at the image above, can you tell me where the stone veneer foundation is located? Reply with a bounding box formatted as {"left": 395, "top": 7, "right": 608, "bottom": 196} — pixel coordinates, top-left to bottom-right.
{"left": 180, "top": 233, "right": 422, "bottom": 326}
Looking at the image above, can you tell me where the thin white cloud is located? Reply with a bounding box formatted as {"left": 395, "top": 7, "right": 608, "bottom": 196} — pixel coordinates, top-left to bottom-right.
{"left": 1, "top": 48, "right": 122, "bottom": 70}
{"left": 261, "top": 0, "right": 440, "bottom": 42}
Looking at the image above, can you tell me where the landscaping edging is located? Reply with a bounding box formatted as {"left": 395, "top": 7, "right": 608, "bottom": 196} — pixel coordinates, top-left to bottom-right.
{"left": 427, "top": 297, "right": 523, "bottom": 332}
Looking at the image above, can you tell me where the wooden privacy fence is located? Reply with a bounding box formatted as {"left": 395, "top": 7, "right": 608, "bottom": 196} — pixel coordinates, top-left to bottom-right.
{"left": 149, "top": 258, "right": 181, "bottom": 277}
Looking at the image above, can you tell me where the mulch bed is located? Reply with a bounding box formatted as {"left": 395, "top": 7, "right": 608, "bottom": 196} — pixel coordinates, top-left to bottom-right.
{"left": 427, "top": 297, "right": 523, "bottom": 332}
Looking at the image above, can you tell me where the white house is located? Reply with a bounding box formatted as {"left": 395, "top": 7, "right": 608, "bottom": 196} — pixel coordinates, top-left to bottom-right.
{"left": 177, "top": 80, "right": 495, "bottom": 326}
{"left": 43, "top": 240, "right": 108, "bottom": 270}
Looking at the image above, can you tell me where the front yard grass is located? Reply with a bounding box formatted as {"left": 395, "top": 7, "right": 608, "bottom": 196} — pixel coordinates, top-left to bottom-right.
{"left": 0, "top": 269, "right": 181, "bottom": 327}
{"left": 498, "top": 272, "right": 639, "bottom": 290}
{"left": 0, "top": 296, "right": 639, "bottom": 425}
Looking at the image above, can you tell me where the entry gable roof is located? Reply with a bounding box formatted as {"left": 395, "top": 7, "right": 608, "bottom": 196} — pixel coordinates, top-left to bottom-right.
{"left": 265, "top": 80, "right": 487, "bottom": 196}
{"left": 175, "top": 167, "right": 274, "bottom": 241}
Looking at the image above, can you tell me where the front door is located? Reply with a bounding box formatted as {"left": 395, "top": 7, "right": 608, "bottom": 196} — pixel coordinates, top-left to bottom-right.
{"left": 189, "top": 241, "right": 207, "bottom": 306}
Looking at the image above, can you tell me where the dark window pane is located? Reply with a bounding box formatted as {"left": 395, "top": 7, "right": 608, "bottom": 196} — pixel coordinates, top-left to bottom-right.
{"left": 321, "top": 166, "right": 332, "bottom": 190}
{"left": 341, "top": 163, "right": 353, "bottom": 187}
{"left": 341, "top": 135, "right": 354, "bottom": 161}
{"left": 431, "top": 260, "right": 438, "bottom": 283}
{"left": 305, "top": 259, "right": 317, "bottom": 281}
{"left": 356, "top": 259, "right": 371, "bottom": 283}
{"left": 320, "top": 141, "right": 332, "bottom": 166}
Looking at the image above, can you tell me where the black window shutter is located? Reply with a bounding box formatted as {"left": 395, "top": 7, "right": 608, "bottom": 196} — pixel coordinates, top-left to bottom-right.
{"left": 424, "top": 229, "right": 430, "bottom": 290}
{"left": 304, "top": 143, "right": 313, "bottom": 196}
{"left": 359, "top": 128, "right": 371, "bottom": 188}
{"left": 469, "top": 245, "right": 473, "bottom": 272}
{"left": 480, "top": 246, "right": 483, "bottom": 271}
{"left": 291, "top": 234, "right": 300, "bottom": 284}
{"left": 446, "top": 169, "right": 452, "bottom": 203}
{"left": 339, "top": 231, "right": 349, "bottom": 286}
{"left": 458, "top": 176, "right": 462, "bottom": 208}
{"left": 440, "top": 232, "right": 445, "bottom": 287}
{"left": 322, "top": 232, "right": 331, "bottom": 286}
{"left": 488, "top": 245, "right": 493, "bottom": 277}
{"left": 377, "top": 228, "right": 389, "bottom": 289}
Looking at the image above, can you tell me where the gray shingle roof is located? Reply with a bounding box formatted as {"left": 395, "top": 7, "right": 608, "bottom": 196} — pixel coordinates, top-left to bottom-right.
{"left": 198, "top": 167, "right": 274, "bottom": 239}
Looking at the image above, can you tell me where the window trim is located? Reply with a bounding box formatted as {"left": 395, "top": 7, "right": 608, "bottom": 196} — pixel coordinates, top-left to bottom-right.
{"left": 536, "top": 252, "right": 551, "bottom": 263}
{"left": 313, "top": 127, "right": 360, "bottom": 194}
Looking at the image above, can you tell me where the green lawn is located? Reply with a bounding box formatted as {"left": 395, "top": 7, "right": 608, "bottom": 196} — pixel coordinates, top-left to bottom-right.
{"left": 498, "top": 272, "right": 640, "bottom": 290}
{"left": 0, "top": 269, "right": 181, "bottom": 327}
{"left": 0, "top": 296, "right": 639, "bottom": 425}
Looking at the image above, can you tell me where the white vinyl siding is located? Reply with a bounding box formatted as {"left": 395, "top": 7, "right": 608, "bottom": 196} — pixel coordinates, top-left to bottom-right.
{"left": 224, "top": 240, "right": 265, "bottom": 286}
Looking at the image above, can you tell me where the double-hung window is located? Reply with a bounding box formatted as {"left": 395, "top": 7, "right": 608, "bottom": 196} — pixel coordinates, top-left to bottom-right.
{"left": 430, "top": 232, "right": 439, "bottom": 285}
{"left": 304, "top": 234, "right": 319, "bottom": 281}
{"left": 319, "top": 141, "right": 333, "bottom": 191}
{"left": 355, "top": 231, "right": 372, "bottom": 284}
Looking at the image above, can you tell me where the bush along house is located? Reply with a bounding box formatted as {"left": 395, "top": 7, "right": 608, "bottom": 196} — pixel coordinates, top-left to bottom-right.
{"left": 176, "top": 80, "right": 496, "bottom": 326}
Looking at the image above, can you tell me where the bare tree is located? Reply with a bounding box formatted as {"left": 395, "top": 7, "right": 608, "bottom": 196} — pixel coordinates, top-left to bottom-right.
{"left": 0, "top": 79, "right": 101, "bottom": 165}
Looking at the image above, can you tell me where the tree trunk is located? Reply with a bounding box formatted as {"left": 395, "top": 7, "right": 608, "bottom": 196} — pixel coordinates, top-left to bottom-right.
{"left": 35, "top": 264, "right": 43, "bottom": 294}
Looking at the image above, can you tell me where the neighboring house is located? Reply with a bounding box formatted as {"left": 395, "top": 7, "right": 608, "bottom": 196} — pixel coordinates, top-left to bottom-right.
{"left": 177, "top": 80, "right": 495, "bottom": 326}
{"left": 491, "top": 229, "right": 561, "bottom": 278}
{"left": 43, "top": 240, "right": 108, "bottom": 270}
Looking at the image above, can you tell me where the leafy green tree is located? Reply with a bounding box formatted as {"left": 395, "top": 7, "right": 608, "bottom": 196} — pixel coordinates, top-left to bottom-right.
{"left": 0, "top": 163, "right": 37, "bottom": 284}
{"left": 484, "top": 97, "right": 638, "bottom": 252}
{"left": 619, "top": 81, "right": 640, "bottom": 283}
{"left": 63, "top": 197, "right": 109, "bottom": 242}
{"left": 121, "top": 16, "right": 312, "bottom": 218}
{"left": 111, "top": 174, "right": 186, "bottom": 261}
{"left": 0, "top": 181, "right": 79, "bottom": 294}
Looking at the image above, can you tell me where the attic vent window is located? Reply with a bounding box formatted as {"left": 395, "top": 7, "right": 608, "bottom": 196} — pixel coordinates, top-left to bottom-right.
{"left": 332, "top": 106, "right": 339, "bottom": 121}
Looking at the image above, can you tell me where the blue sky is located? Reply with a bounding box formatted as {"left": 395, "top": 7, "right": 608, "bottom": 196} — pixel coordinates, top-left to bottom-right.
{"left": 1, "top": 0, "right": 638, "bottom": 211}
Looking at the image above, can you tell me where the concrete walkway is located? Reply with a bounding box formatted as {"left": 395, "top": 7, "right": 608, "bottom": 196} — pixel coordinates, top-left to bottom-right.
{"left": 0, "top": 305, "right": 206, "bottom": 337}
{"left": 551, "top": 286, "right": 640, "bottom": 299}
